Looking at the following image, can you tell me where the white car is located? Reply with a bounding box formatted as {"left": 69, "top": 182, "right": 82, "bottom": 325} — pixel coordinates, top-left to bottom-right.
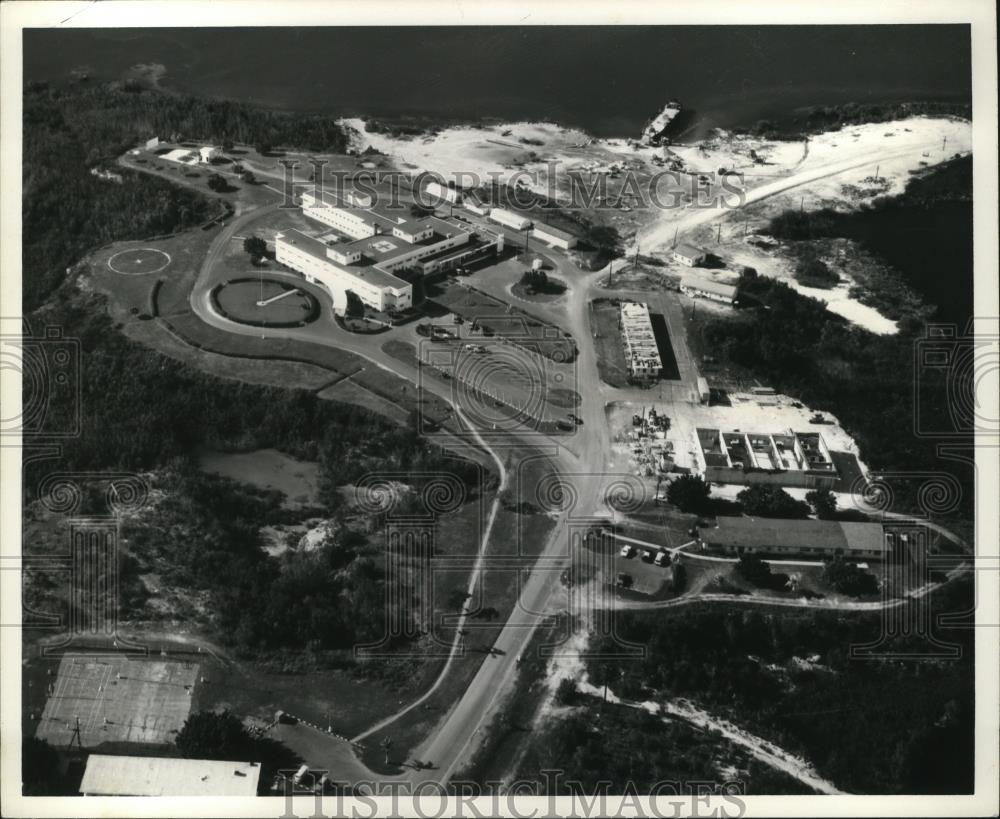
{"left": 619, "top": 544, "right": 635, "bottom": 558}
{"left": 654, "top": 551, "right": 669, "bottom": 567}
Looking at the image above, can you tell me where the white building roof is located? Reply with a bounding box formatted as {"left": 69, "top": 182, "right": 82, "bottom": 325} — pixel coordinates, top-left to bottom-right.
{"left": 681, "top": 276, "right": 737, "bottom": 299}
{"left": 532, "top": 222, "right": 577, "bottom": 242}
{"left": 80, "top": 755, "right": 261, "bottom": 797}
{"left": 673, "top": 243, "right": 706, "bottom": 260}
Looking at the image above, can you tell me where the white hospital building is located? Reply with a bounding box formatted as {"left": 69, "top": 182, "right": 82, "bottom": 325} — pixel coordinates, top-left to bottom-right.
{"left": 276, "top": 190, "right": 477, "bottom": 313}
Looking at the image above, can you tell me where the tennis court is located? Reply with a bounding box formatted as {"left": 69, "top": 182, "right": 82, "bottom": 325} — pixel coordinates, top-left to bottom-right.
{"left": 36, "top": 656, "right": 199, "bottom": 748}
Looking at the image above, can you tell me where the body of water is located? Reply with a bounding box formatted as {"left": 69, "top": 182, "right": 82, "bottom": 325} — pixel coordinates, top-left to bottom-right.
{"left": 24, "top": 26, "right": 971, "bottom": 138}
{"left": 841, "top": 201, "right": 974, "bottom": 326}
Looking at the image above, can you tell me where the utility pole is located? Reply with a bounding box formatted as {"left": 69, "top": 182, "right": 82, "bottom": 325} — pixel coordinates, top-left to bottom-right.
{"left": 717, "top": 223, "right": 722, "bottom": 244}
{"left": 68, "top": 716, "right": 84, "bottom": 752}
{"left": 672, "top": 227, "right": 678, "bottom": 247}
{"left": 942, "top": 135, "right": 948, "bottom": 152}
{"left": 874, "top": 164, "right": 879, "bottom": 182}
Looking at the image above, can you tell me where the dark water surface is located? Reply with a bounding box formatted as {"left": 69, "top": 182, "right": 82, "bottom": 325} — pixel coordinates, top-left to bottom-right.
{"left": 24, "top": 26, "right": 971, "bottom": 138}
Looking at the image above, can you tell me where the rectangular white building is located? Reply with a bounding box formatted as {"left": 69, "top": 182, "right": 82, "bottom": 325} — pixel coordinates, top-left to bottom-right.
{"left": 424, "top": 180, "right": 462, "bottom": 205}
{"left": 531, "top": 222, "right": 578, "bottom": 250}
{"left": 80, "top": 755, "right": 261, "bottom": 797}
{"left": 463, "top": 193, "right": 491, "bottom": 216}
{"left": 679, "top": 275, "right": 737, "bottom": 305}
{"left": 488, "top": 207, "right": 533, "bottom": 231}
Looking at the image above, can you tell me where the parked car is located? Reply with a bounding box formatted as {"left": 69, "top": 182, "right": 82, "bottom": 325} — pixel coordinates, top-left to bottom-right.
{"left": 642, "top": 549, "right": 654, "bottom": 562}
{"left": 654, "top": 551, "right": 669, "bottom": 567}
{"left": 619, "top": 544, "right": 635, "bottom": 558}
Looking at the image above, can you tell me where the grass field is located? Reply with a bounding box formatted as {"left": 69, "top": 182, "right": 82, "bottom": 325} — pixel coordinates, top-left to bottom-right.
{"left": 35, "top": 656, "right": 199, "bottom": 748}
{"left": 589, "top": 299, "right": 630, "bottom": 388}
{"left": 213, "top": 279, "right": 319, "bottom": 326}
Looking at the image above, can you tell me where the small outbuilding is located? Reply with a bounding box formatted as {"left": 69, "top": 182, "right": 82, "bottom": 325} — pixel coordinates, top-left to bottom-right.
{"left": 671, "top": 243, "right": 707, "bottom": 267}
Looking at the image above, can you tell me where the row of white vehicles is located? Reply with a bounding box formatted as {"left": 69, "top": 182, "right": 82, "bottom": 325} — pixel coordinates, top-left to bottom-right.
{"left": 619, "top": 543, "right": 671, "bottom": 567}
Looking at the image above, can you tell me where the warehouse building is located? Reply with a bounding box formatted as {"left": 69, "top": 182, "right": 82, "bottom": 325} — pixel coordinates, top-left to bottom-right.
{"left": 679, "top": 276, "right": 738, "bottom": 306}
{"left": 488, "top": 207, "right": 533, "bottom": 231}
{"left": 531, "top": 222, "right": 578, "bottom": 250}
{"left": 80, "top": 755, "right": 261, "bottom": 797}
{"left": 697, "top": 516, "right": 889, "bottom": 560}
{"left": 696, "top": 428, "right": 839, "bottom": 489}
{"left": 619, "top": 301, "right": 663, "bottom": 379}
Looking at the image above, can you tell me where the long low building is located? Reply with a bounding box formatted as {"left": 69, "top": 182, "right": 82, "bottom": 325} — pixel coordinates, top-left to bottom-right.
{"left": 680, "top": 275, "right": 738, "bottom": 305}
{"left": 531, "top": 222, "right": 578, "bottom": 250}
{"left": 488, "top": 207, "right": 533, "bottom": 231}
{"left": 80, "top": 755, "right": 261, "bottom": 797}
{"left": 699, "top": 516, "right": 889, "bottom": 560}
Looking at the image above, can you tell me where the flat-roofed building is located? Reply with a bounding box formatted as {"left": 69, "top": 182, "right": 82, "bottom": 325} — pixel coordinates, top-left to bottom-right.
{"left": 424, "top": 180, "right": 462, "bottom": 205}
{"left": 80, "top": 755, "right": 261, "bottom": 797}
{"left": 281, "top": 190, "right": 477, "bottom": 313}
{"left": 619, "top": 301, "right": 662, "bottom": 379}
{"left": 698, "top": 516, "right": 888, "bottom": 560}
{"left": 531, "top": 222, "right": 578, "bottom": 250}
{"left": 275, "top": 229, "right": 413, "bottom": 313}
{"left": 679, "top": 275, "right": 738, "bottom": 305}
{"left": 696, "top": 427, "right": 838, "bottom": 489}
{"left": 489, "top": 207, "right": 533, "bottom": 231}
{"left": 463, "top": 193, "right": 491, "bottom": 216}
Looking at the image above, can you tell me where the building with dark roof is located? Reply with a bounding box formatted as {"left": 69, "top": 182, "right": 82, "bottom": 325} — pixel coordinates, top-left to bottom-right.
{"left": 698, "top": 516, "right": 889, "bottom": 559}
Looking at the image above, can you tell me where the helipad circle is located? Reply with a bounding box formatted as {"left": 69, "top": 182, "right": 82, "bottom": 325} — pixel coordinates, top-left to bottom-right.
{"left": 108, "top": 248, "right": 172, "bottom": 275}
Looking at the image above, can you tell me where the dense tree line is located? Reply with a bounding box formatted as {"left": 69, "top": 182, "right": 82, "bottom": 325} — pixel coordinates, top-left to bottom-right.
{"left": 747, "top": 101, "right": 970, "bottom": 140}
{"left": 769, "top": 156, "right": 972, "bottom": 243}
{"left": 23, "top": 81, "right": 350, "bottom": 309}
{"left": 588, "top": 580, "right": 974, "bottom": 794}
